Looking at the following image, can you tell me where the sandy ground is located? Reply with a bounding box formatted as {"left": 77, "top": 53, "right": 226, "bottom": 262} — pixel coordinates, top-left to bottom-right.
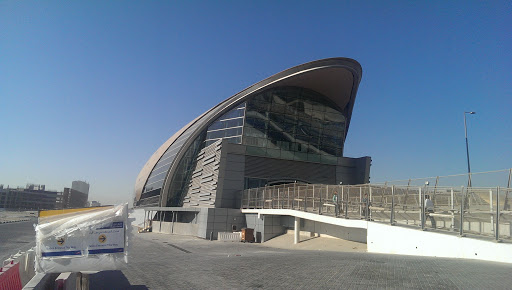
{"left": 259, "top": 232, "right": 367, "bottom": 252}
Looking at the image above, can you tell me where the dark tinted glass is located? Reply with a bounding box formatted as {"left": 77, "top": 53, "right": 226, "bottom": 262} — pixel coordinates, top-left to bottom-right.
{"left": 243, "top": 86, "right": 346, "bottom": 164}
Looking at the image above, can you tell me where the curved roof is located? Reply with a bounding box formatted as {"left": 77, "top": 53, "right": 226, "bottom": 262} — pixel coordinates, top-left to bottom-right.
{"left": 134, "top": 57, "right": 363, "bottom": 203}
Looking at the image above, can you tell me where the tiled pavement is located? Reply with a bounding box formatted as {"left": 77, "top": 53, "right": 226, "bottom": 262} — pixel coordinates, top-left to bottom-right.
{"left": 94, "top": 232, "right": 512, "bottom": 289}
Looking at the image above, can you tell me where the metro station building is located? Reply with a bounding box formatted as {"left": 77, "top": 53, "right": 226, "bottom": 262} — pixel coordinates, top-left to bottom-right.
{"left": 134, "top": 58, "right": 371, "bottom": 240}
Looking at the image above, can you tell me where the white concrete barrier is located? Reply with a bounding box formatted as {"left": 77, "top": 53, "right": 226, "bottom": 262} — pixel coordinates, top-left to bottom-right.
{"left": 218, "top": 232, "right": 241, "bottom": 242}
{"left": 367, "top": 222, "right": 512, "bottom": 264}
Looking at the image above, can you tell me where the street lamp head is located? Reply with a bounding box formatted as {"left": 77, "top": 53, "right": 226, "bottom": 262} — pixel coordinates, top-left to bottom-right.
{"left": 465, "top": 111, "right": 476, "bottom": 114}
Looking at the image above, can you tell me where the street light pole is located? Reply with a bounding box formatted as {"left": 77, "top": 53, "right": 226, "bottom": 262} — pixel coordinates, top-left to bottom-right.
{"left": 464, "top": 111, "right": 476, "bottom": 187}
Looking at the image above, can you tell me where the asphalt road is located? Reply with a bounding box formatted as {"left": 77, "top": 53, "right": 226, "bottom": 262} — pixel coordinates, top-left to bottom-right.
{"left": 0, "top": 219, "right": 37, "bottom": 262}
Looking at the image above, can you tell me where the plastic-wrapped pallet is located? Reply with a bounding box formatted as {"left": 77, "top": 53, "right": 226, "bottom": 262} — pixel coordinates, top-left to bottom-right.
{"left": 35, "top": 204, "right": 130, "bottom": 273}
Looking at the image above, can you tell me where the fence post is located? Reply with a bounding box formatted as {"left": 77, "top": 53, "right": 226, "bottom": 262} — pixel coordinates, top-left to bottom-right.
{"left": 313, "top": 185, "right": 315, "bottom": 212}
{"left": 460, "top": 186, "right": 465, "bottom": 237}
{"left": 261, "top": 188, "right": 264, "bottom": 209}
{"left": 496, "top": 186, "right": 500, "bottom": 242}
{"left": 489, "top": 189, "right": 494, "bottom": 235}
{"left": 251, "top": 189, "right": 254, "bottom": 208}
{"left": 390, "top": 185, "right": 395, "bottom": 225}
{"left": 273, "top": 187, "right": 275, "bottom": 209}
{"left": 450, "top": 188, "right": 455, "bottom": 231}
{"left": 294, "top": 186, "right": 297, "bottom": 209}
{"left": 319, "top": 186, "right": 322, "bottom": 215}
{"left": 341, "top": 186, "right": 344, "bottom": 206}
{"left": 504, "top": 168, "right": 511, "bottom": 210}
{"left": 433, "top": 176, "right": 439, "bottom": 203}
{"left": 262, "top": 189, "right": 265, "bottom": 209}
{"left": 277, "top": 188, "right": 280, "bottom": 209}
{"left": 326, "top": 185, "right": 329, "bottom": 203}
{"left": 287, "top": 187, "right": 290, "bottom": 209}
{"left": 359, "top": 187, "right": 363, "bottom": 217}
{"left": 420, "top": 187, "right": 425, "bottom": 230}
{"left": 303, "top": 186, "right": 307, "bottom": 212}
{"left": 369, "top": 185, "right": 372, "bottom": 220}
{"left": 344, "top": 186, "right": 348, "bottom": 219}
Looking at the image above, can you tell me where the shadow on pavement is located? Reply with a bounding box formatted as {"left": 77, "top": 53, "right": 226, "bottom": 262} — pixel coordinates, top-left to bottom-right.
{"left": 90, "top": 270, "right": 147, "bottom": 289}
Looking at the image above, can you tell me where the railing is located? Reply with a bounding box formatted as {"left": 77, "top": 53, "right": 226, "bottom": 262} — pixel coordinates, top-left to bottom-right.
{"left": 241, "top": 183, "right": 512, "bottom": 242}
{"left": 377, "top": 168, "right": 512, "bottom": 188}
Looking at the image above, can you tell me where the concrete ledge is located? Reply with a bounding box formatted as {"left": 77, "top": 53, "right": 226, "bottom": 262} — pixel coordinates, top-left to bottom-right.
{"left": 367, "top": 222, "right": 512, "bottom": 264}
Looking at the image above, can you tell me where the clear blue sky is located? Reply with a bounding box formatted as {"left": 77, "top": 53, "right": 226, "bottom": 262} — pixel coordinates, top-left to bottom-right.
{"left": 1, "top": 1, "right": 510, "bottom": 205}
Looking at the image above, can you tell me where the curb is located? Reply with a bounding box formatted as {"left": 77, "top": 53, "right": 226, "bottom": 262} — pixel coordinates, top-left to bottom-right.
{"left": 0, "top": 219, "right": 32, "bottom": 224}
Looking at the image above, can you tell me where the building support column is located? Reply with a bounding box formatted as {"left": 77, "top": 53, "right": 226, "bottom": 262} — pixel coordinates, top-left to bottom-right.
{"left": 294, "top": 217, "right": 300, "bottom": 244}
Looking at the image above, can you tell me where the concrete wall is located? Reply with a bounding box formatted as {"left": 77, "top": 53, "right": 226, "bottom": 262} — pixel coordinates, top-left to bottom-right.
{"left": 280, "top": 216, "right": 366, "bottom": 243}
{"left": 152, "top": 221, "right": 172, "bottom": 233}
{"left": 216, "top": 142, "right": 246, "bottom": 208}
{"left": 174, "top": 223, "right": 199, "bottom": 236}
{"left": 203, "top": 208, "right": 246, "bottom": 240}
{"left": 367, "top": 222, "right": 512, "bottom": 264}
{"left": 245, "top": 214, "right": 286, "bottom": 242}
{"left": 152, "top": 221, "right": 199, "bottom": 236}
{"left": 150, "top": 208, "right": 246, "bottom": 240}
{"left": 244, "top": 213, "right": 366, "bottom": 243}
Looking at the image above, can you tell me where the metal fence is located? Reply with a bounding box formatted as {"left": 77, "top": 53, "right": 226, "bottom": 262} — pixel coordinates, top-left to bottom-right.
{"left": 376, "top": 168, "right": 512, "bottom": 188}
{"left": 241, "top": 183, "right": 512, "bottom": 242}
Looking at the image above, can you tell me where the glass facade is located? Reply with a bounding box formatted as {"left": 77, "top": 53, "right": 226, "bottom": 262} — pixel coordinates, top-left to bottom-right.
{"left": 243, "top": 87, "right": 345, "bottom": 165}
{"left": 140, "top": 86, "right": 347, "bottom": 206}
{"left": 141, "top": 124, "right": 198, "bottom": 196}
{"left": 165, "top": 132, "right": 206, "bottom": 206}
{"left": 164, "top": 105, "right": 246, "bottom": 206}
{"left": 139, "top": 102, "right": 241, "bottom": 199}
{"left": 205, "top": 103, "right": 245, "bottom": 146}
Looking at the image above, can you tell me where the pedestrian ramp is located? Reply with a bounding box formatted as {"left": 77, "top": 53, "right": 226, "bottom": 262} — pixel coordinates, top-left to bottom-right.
{"left": 242, "top": 208, "right": 512, "bottom": 264}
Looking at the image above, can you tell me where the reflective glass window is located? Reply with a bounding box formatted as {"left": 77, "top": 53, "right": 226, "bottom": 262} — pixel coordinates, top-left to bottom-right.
{"left": 243, "top": 86, "right": 346, "bottom": 164}
{"left": 226, "top": 136, "right": 241, "bottom": 144}
{"left": 204, "top": 103, "right": 245, "bottom": 146}
{"left": 267, "top": 148, "right": 281, "bottom": 158}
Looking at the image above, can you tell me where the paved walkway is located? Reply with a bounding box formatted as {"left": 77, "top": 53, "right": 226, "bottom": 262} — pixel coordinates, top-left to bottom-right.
{"left": 92, "top": 232, "right": 512, "bottom": 289}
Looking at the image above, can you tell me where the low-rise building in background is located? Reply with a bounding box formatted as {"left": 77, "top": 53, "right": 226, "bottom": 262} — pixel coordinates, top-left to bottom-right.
{"left": 0, "top": 184, "right": 59, "bottom": 210}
